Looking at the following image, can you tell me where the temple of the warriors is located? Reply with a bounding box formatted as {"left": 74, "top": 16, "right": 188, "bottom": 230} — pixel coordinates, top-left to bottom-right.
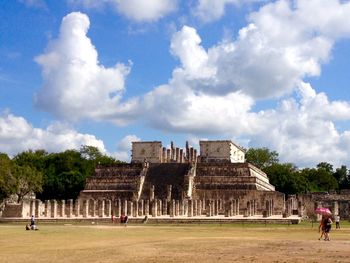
{"left": 2, "top": 140, "right": 349, "bottom": 222}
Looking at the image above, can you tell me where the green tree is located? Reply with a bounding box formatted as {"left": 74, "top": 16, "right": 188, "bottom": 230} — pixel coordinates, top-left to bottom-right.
{"left": 0, "top": 153, "right": 16, "bottom": 201}
{"left": 13, "top": 149, "right": 47, "bottom": 172}
{"left": 11, "top": 164, "right": 42, "bottom": 203}
{"left": 37, "top": 150, "right": 89, "bottom": 200}
{"left": 263, "top": 163, "right": 309, "bottom": 194}
{"left": 246, "top": 147, "right": 279, "bottom": 169}
{"left": 333, "top": 165, "right": 350, "bottom": 189}
{"left": 301, "top": 165, "right": 338, "bottom": 192}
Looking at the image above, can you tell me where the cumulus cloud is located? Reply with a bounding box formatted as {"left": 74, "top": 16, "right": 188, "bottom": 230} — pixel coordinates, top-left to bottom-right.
{"left": 35, "top": 12, "right": 139, "bottom": 124}
{"left": 248, "top": 82, "right": 350, "bottom": 167}
{"left": 171, "top": 1, "right": 350, "bottom": 99}
{"left": 0, "top": 112, "right": 106, "bottom": 156}
{"left": 113, "top": 134, "right": 141, "bottom": 162}
{"left": 69, "top": 0, "right": 177, "bottom": 22}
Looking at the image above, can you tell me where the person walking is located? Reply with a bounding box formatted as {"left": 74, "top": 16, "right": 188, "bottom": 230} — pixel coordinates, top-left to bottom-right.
{"left": 335, "top": 214, "right": 340, "bottom": 229}
{"left": 324, "top": 216, "right": 333, "bottom": 241}
{"left": 318, "top": 216, "right": 326, "bottom": 240}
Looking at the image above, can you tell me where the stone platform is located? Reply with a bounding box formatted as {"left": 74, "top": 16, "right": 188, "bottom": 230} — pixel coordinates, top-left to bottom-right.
{"left": 0, "top": 215, "right": 301, "bottom": 225}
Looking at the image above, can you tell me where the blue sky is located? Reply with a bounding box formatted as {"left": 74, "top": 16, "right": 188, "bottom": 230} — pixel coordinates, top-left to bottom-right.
{"left": 1, "top": 0, "right": 350, "bottom": 168}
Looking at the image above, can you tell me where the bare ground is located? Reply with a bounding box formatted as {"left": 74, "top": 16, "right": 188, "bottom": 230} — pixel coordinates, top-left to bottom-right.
{"left": 0, "top": 223, "right": 349, "bottom": 263}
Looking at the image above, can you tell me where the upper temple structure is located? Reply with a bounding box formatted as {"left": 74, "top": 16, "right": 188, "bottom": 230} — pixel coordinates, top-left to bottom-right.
{"left": 79, "top": 140, "right": 279, "bottom": 207}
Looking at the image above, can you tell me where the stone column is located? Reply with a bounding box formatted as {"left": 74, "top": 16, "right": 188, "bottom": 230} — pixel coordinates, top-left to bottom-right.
{"left": 175, "top": 148, "right": 180, "bottom": 163}
{"left": 167, "top": 185, "right": 172, "bottom": 202}
{"left": 167, "top": 149, "right": 171, "bottom": 163}
{"left": 139, "top": 199, "right": 144, "bottom": 216}
{"left": 30, "top": 200, "right": 36, "bottom": 218}
{"left": 117, "top": 199, "right": 121, "bottom": 217}
{"left": 67, "top": 199, "right": 73, "bottom": 218}
{"left": 145, "top": 199, "right": 150, "bottom": 216}
{"left": 60, "top": 200, "right": 65, "bottom": 218}
{"left": 207, "top": 201, "right": 212, "bottom": 217}
{"left": 183, "top": 199, "right": 188, "bottom": 217}
{"left": 162, "top": 147, "right": 167, "bottom": 163}
{"left": 123, "top": 200, "right": 128, "bottom": 216}
{"left": 175, "top": 200, "right": 180, "bottom": 216}
{"left": 35, "top": 199, "right": 41, "bottom": 218}
{"left": 162, "top": 199, "right": 167, "bottom": 216}
{"left": 52, "top": 200, "right": 57, "bottom": 218}
{"left": 188, "top": 199, "right": 193, "bottom": 217}
{"left": 74, "top": 199, "right": 80, "bottom": 217}
{"left": 91, "top": 200, "right": 96, "bottom": 217}
{"left": 134, "top": 201, "right": 138, "bottom": 217}
{"left": 170, "top": 199, "right": 175, "bottom": 217}
{"left": 198, "top": 200, "right": 203, "bottom": 216}
{"left": 215, "top": 199, "right": 219, "bottom": 216}
{"left": 128, "top": 201, "right": 133, "bottom": 216}
{"left": 150, "top": 185, "right": 155, "bottom": 202}
{"left": 179, "top": 200, "right": 184, "bottom": 216}
{"left": 193, "top": 200, "right": 198, "bottom": 216}
{"left": 157, "top": 199, "right": 162, "bottom": 216}
{"left": 151, "top": 200, "right": 157, "bottom": 217}
{"left": 83, "top": 200, "right": 89, "bottom": 218}
{"left": 106, "top": 200, "right": 112, "bottom": 217}
{"left": 45, "top": 200, "right": 51, "bottom": 218}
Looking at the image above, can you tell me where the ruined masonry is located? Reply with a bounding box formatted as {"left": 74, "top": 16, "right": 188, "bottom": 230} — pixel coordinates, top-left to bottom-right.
{"left": 3, "top": 140, "right": 299, "bottom": 220}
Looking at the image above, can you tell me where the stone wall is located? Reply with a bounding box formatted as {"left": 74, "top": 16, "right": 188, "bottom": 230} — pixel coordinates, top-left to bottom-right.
{"left": 11, "top": 196, "right": 286, "bottom": 219}
{"left": 199, "top": 140, "right": 245, "bottom": 163}
{"left": 298, "top": 193, "right": 350, "bottom": 219}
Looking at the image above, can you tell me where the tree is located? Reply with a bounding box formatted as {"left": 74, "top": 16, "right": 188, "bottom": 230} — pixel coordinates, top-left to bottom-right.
{"left": 0, "top": 153, "right": 16, "bottom": 201}
{"left": 37, "top": 150, "right": 89, "bottom": 200}
{"left": 301, "top": 166, "right": 338, "bottom": 192}
{"left": 13, "top": 149, "right": 47, "bottom": 172}
{"left": 317, "top": 162, "right": 334, "bottom": 174}
{"left": 263, "top": 163, "right": 309, "bottom": 194}
{"left": 246, "top": 147, "right": 279, "bottom": 169}
{"left": 11, "top": 164, "right": 42, "bottom": 203}
{"left": 333, "top": 165, "right": 350, "bottom": 189}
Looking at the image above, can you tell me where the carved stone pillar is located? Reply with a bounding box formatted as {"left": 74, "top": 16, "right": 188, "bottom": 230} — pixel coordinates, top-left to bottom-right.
{"left": 67, "top": 199, "right": 73, "bottom": 218}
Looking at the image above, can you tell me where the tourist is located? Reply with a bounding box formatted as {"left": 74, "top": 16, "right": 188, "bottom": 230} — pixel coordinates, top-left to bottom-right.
{"left": 324, "top": 216, "right": 333, "bottom": 241}
{"left": 318, "top": 216, "right": 326, "bottom": 240}
{"left": 335, "top": 214, "right": 340, "bottom": 229}
{"left": 120, "top": 214, "right": 125, "bottom": 224}
{"left": 142, "top": 215, "right": 148, "bottom": 224}
{"left": 30, "top": 214, "right": 35, "bottom": 226}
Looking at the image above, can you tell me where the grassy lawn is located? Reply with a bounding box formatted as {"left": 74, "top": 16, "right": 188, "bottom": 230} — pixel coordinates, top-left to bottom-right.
{"left": 1, "top": 222, "right": 349, "bottom": 263}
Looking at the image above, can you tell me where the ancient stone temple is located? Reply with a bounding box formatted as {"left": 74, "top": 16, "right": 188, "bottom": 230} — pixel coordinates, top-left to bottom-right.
{"left": 2, "top": 140, "right": 298, "bottom": 221}
{"left": 77, "top": 140, "right": 286, "bottom": 219}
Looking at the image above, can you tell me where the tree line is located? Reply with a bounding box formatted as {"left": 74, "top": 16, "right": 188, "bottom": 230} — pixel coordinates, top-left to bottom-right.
{"left": 0, "top": 146, "right": 122, "bottom": 203}
{"left": 246, "top": 148, "right": 350, "bottom": 195}
{"left": 1, "top": 146, "right": 350, "bottom": 204}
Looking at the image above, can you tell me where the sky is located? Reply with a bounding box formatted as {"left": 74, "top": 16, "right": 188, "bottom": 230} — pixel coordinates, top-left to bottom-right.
{"left": 1, "top": 0, "right": 350, "bottom": 168}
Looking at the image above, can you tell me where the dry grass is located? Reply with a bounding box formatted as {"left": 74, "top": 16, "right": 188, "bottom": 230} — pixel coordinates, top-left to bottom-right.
{"left": 0, "top": 222, "right": 349, "bottom": 263}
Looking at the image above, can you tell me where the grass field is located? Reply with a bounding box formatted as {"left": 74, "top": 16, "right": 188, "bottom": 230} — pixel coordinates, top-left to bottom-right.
{"left": 1, "top": 222, "right": 349, "bottom": 263}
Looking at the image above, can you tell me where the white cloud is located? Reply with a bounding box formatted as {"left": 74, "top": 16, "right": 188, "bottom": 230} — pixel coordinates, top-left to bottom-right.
{"left": 113, "top": 134, "right": 141, "bottom": 162}
{"left": 169, "top": 1, "right": 350, "bottom": 100}
{"left": 69, "top": 0, "right": 177, "bottom": 22}
{"left": 248, "top": 82, "right": 350, "bottom": 167}
{"left": 0, "top": 112, "right": 106, "bottom": 156}
{"left": 35, "top": 12, "right": 139, "bottom": 125}
{"left": 193, "top": 0, "right": 264, "bottom": 22}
